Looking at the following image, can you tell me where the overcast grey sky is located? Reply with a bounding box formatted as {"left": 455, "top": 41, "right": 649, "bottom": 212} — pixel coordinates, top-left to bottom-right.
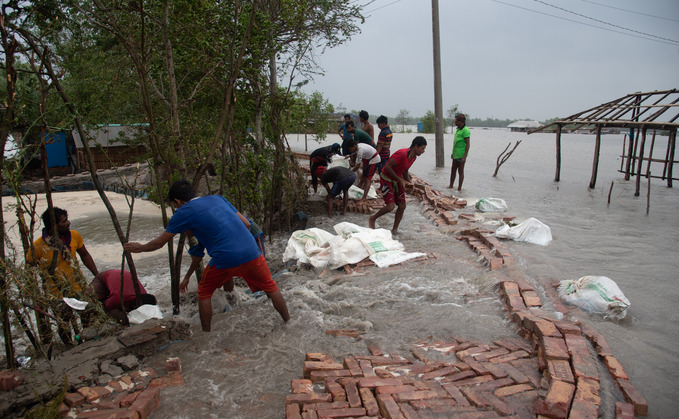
{"left": 300, "top": 0, "right": 679, "bottom": 122}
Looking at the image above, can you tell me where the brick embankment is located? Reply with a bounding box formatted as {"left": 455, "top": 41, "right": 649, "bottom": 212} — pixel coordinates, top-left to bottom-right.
{"left": 289, "top": 167, "right": 647, "bottom": 418}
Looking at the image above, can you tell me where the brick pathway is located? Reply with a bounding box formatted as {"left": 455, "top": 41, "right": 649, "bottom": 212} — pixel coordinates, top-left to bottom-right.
{"left": 288, "top": 167, "right": 647, "bottom": 418}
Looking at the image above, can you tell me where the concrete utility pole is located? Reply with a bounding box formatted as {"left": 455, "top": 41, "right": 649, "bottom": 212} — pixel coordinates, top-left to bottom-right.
{"left": 431, "top": 0, "right": 445, "bottom": 167}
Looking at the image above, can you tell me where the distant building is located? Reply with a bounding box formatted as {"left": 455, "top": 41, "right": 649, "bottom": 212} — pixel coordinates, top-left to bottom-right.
{"left": 507, "top": 120, "right": 542, "bottom": 132}
{"left": 72, "top": 125, "right": 148, "bottom": 170}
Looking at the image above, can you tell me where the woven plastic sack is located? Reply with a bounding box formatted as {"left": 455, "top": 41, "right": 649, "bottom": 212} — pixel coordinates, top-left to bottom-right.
{"left": 557, "top": 276, "right": 630, "bottom": 320}
{"left": 475, "top": 198, "right": 507, "bottom": 212}
{"left": 495, "top": 217, "right": 552, "bottom": 245}
{"left": 127, "top": 304, "right": 163, "bottom": 325}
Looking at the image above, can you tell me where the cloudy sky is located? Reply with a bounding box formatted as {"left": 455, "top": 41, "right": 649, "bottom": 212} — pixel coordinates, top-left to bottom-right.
{"left": 300, "top": 0, "right": 679, "bottom": 122}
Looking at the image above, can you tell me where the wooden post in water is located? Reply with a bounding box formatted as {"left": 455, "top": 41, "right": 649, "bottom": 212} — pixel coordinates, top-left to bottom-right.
{"left": 646, "top": 171, "right": 651, "bottom": 214}
{"left": 662, "top": 131, "right": 671, "bottom": 181}
{"left": 620, "top": 134, "right": 627, "bottom": 173}
{"left": 668, "top": 129, "right": 676, "bottom": 188}
{"left": 589, "top": 125, "right": 602, "bottom": 189}
{"left": 607, "top": 181, "right": 614, "bottom": 206}
{"left": 555, "top": 124, "right": 562, "bottom": 182}
{"left": 634, "top": 127, "right": 647, "bottom": 196}
{"left": 645, "top": 130, "right": 656, "bottom": 178}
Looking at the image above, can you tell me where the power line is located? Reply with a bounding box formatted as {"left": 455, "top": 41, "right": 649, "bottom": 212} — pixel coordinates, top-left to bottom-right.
{"left": 364, "top": 0, "right": 405, "bottom": 15}
{"left": 575, "top": 0, "right": 679, "bottom": 23}
{"left": 490, "top": 0, "right": 679, "bottom": 46}
{"left": 532, "top": 0, "right": 679, "bottom": 44}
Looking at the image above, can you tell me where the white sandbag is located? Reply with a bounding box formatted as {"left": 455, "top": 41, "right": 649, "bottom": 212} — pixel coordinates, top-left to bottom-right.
{"left": 127, "top": 304, "right": 163, "bottom": 324}
{"left": 370, "top": 250, "right": 427, "bottom": 268}
{"left": 495, "top": 217, "right": 552, "bottom": 245}
{"left": 283, "top": 222, "right": 423, "bottom": 270}
{"left": 475, "top": 198, "right": 507, "bottom": 212}
{"left": 557, "top": 276, "right": 630, "bottom": 320}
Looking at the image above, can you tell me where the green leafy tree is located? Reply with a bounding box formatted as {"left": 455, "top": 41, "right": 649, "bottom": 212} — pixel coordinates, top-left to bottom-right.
{"left": 395, "top": 109, "right": 410, "bottom": 132}
{"left": 421, "top": 110, "right": 435, "bottom": 133}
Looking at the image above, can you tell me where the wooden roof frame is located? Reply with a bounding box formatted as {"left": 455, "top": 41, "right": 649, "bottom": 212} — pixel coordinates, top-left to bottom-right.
{"left": 526, "top": 89, "right": 677, "bottom": 193}
{"left": 529, "top": 89, "right": 679, "bottom": 133}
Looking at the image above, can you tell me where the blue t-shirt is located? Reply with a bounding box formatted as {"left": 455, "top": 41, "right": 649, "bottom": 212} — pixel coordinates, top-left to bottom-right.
{"left": 166, "top": 195, "right": 261, "bottom": 269}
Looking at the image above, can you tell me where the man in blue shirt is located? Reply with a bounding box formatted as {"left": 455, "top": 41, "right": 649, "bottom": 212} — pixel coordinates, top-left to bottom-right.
{"left": 124, "top": 180, "right": 290, "bottom": 331}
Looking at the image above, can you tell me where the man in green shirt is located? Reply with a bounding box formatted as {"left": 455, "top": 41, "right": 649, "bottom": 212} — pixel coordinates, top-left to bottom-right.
{"left": 346, "top": 121, "right": 376, "bottom": 147}
{"left": 448, "top": 113, "right": 470, "bottom": 191}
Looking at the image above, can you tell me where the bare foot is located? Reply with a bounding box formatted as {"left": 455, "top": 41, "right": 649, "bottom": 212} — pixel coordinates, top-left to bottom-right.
{"left": 391, "top": 229, "right": 399, "bottom": 236}
{"left": 447, "top": 185, "right": 453, "bottom": 189}
{"left": 457, "top": 187, "right": 462, "bottom": 192}
{"left": 368, "top": 216, "right": 376, "bottom": 229}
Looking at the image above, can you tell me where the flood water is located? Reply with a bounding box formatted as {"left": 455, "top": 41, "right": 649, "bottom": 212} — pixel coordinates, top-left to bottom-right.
{"left": 4, "top": 128, "right": 678, "bottom": 418}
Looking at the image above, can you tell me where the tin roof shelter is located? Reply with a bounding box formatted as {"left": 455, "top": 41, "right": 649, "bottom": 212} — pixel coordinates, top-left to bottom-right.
{"left": 529, "top": 89, "right": 678, "bottom": 195}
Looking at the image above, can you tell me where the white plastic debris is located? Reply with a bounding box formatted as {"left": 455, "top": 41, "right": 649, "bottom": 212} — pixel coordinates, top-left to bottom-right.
{"left": 495, "top": 217, "right": 552, "bottom": 245}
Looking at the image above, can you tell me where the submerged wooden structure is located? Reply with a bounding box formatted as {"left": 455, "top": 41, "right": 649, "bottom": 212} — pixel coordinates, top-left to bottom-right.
{"left": 529, "top": 89, "right": 678, "bottom": 195}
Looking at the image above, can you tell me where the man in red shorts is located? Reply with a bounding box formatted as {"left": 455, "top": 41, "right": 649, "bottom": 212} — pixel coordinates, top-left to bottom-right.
{"left": 369, "top": 136, "right": 427, "bottom": 234}
{"left": 124, "top": 180, "right": 289, "bottom": 331}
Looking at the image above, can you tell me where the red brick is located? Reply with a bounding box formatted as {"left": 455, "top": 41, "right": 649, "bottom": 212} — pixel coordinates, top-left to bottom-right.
{"left": 614, "top": 401, "right": 635, "bottom": 419}
{"left": 505, "top": 294, "right": 528, "bottom": 311}
{"left": 500, "top": 281, "right": 521, "bottom": 296}
{"left": 305, "top": 352, "right": 335, "bottom": 364}
{"left": 310, "top": 369, "right": 351, "bottom": 383}
{"left": 477, "top": 361, "right": 508, "bottom": 379}
{"left": 75, "top": 408, "right": 139, "bottom": 418}
{"left": 521, "top": 290, "right": 542, "bottom": 307}
{"left": 452, "top": 374, "right": 494, "bottom": 387}
{"left": 535, "top": 380, "right": 575, "bottom": 419}
{"left": 455, "top": 344, "right": 491, "bottom": 359}
{"left": 603, "top": 356, "right": 628, "bottom": 380}
{"left": 397, "top": 402, "right": 421, "bottom": 419}
{"left": 553, "top": 320, "right": 581, "bottom": 336}
{"left": 376, "top": 393, "right": 404, "bottom": 419}
{"left": 615, "top": 378, "right": 648, "bottom": 416}
{"left": 541, "top": 337, "right": 570, "bottom": 360}
{"left": 533, "top": 320, "right": 562, "bottom": 339}
{"left": 573, "top": 377, "right": 600, "bottom": 406}
{"left": 568, "top": 400, "right": 599, "bottom": 419}
{"left": 358, "top": 360, "right": 376, "bottom": 377}
{"left": 546, "top": 360, "right": 575, "bottom": 384}
{"left": 375, "top": 385, "right": 417, "bottom": 395}
{"left": 292, "top": 379, "right": 314, "bottom": 394}
{"left": 440, "top": 369, "right": 476, "bottom": 383}
{"left": 357, "top": 377, "right": 402, "bottom": 388}
{"left": 77, "top": 387, "right": 101, "bottom": 402}
{"left": 483, "top": 391, "right": 514, "bottom": 415}
{"left": 342, "top": 380, "right": 362, "bottom": 408}
{"left": 128, "top": 387, "right": 160, "bottom": 419}
{"left": 303, "top": 401, "right": 350, "bottom": 411}
{"left": 315, "top": 407, "right": 366, "bottom": 418}
{"left": 325, "top": 379, "right": 346, "bottom": 401}
{"left": 459, "top": 386, "right": 490, "bottom": 407}
{"left": 65, "top": 392, "right": 86, "bottom": 407}
{"left": 496, "top": 363, "right": 530, "bottom": 384}
{"left": 441, "top": 383, "right": 470, "bottom": 406}
{"left": 342, "top": 357, "right": 363, "bottom": 377}
{"left": 303, "top": 362, "right": 344, "bottom": 379}
{"left": 563, "top": 333, "right": 589, "bottom": 354}
{"left": 367, "top": 345, "right": 383, "bottom": 356}
{"left": 359, "top": 387, "right": 379, "bottom": 416}
{"left": 391, "top": 390, "right": 439, "bottom": 403}
{"left": 286, "top": 393, "right": 333, "bottom": 405}
{"left": 473, "top": 347, "right": 510, "bottom": 362}
{"left": 286, "top": 402, "right": 302, "bottom": 419}
{"left": 0, "top": 370, "right": 23, "bottom": 391}
{"left": 569, "top": 351, "right": 599, "bottom": 382}
{"left": 419, "top": 365, "right": 459, "bottom": 380}
{"left": 475, "top": 377, "right": 515, "bottom": 392}
{"left": 487, "top": 350, "right": 531, "bottom": 364}
{"left": 301, "top": 410, "right": 318, "bottom": 419}
{"left": 163, "top": 357, "right": 182, "bottom": 373}
{"left": 494, "top": 383, "right": 534, "bottom": 398}
{"left": 120, "top": 390, "right": 142, "bottom": 408}
{"left": 149, "top": 371, "right": 184, "bottom": 388}
{"left": 355, "top": 355, "right": 411, "bottom": 366}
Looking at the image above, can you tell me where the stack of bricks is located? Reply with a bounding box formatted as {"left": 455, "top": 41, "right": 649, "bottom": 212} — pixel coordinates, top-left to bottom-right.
{"left": 498, "top": 279, "right": 648, "bottom": 418}
{"left": 458, "top": 229, "right": 516, "bottom": 271}
{"left": 286, "top": 338, "right": 543, "bottom": 418}
{"left": 406, "top": 176, "right": 467, "bottom": 228}
{"left": 335, "top": 198, "right": 383, "bottom": 215}
{"left": 51, "top": 357, "right": 184, "bottom": 419}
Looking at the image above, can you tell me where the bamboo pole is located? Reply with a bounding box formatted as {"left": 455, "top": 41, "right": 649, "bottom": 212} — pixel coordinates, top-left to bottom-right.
{"left": 620, "top": 133, "right": 627, "bottom": 173}
{"left": 589, "top": 125, "right": 602, "bottom": 189}
{"left": 669, "top": 129, "right": 676, "bottom": 188}
{"left": 624, "top": 128, "right": 635, "bottom": 180}
{"left": 607, "top": 181, "right": 614, "bottom": 206}
{"left": 555, "top": 125, "right": 562, "bottom": 182}
{"left": 646, "top": 171, "right": 651, "bottom": 214}
{"left": 662, "top": 131, "right": 671, "bottom": 180}
{"left": 645, "top": 130, "right": 656, "bottom": 178}
{"left": 635, "top": 127, "right": 647, "bottom": 196}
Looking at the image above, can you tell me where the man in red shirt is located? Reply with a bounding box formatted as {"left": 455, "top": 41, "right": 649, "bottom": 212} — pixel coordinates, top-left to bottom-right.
{"left": 369, "top": 136, "right": 427, "bottom": 234}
